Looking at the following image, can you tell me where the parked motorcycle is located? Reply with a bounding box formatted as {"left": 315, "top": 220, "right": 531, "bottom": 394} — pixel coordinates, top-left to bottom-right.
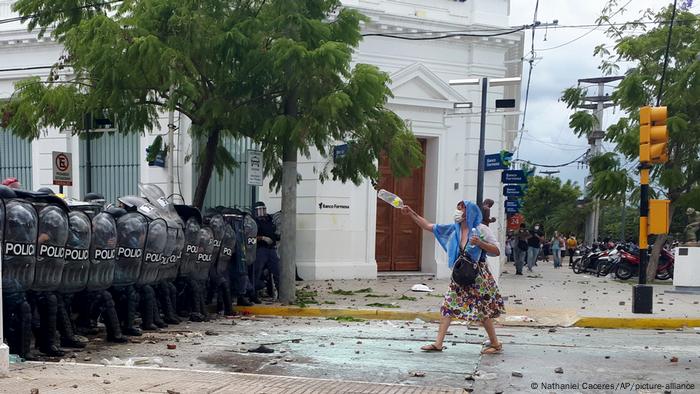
{"left": 613, "top": 246, "right": 674, "bottom": 280}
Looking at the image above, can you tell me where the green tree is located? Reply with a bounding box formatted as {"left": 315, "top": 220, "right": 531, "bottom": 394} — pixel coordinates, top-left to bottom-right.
{"left": 520, "top": 176, "right": 583, "bottom": 237}
{"left": 1, "top": 0, "right": 422, "bottom": 302}
{"left": 561, "top": 2, "right": 700, "bottom": 280}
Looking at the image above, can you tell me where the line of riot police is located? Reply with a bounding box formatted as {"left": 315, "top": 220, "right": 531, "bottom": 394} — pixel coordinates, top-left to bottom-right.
{"left": 1, "top": 183, "right": 263, "bottom": 359}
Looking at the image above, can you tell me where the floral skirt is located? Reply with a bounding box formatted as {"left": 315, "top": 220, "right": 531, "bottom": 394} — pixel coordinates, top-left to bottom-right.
{"left": 441, "top": 260, "right": 505, "bottom": 321}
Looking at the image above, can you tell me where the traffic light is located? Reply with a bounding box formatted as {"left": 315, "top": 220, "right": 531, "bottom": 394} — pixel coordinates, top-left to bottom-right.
{"left": 639, "top": 106, "right": 668, "bottom": 164}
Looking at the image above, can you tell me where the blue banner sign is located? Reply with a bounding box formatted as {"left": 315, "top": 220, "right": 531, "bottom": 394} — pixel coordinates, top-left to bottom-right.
{"left": 504, "top": 199, "right": 521, "bottom": 209}
{"left": 505, "top": 206, "right": 520, "bottom": 214}
{"left": 501, "top": 170, "right": 527, "bottom": 184}
{"left": 484, "top": 151, "right": 513, "bottom": 171}
{"left": 503, "top": 184, "right": 525, "bottom": 197}
{"left": 333, "top": 144, "right": 349, "bottom": 160}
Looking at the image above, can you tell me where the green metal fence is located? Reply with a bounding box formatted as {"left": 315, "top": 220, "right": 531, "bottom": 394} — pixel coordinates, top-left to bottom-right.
{"left": 0, "top": 129, "right": 33, "bottom": 187}
{"left": 79, "top": 132, "right": 140, "bottom": 204}
{"left": 196, "top": 136, "right": 258, "bottom": 210}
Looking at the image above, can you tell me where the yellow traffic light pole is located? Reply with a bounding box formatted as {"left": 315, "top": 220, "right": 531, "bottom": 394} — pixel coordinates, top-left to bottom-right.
{"left": 634, "top": 106, "right": 670, "bottom": 314}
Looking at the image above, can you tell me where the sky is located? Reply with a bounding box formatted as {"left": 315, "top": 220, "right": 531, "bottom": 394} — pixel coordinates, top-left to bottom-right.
{"left": 507, "top": 0, "right": 699, "bottom": 188}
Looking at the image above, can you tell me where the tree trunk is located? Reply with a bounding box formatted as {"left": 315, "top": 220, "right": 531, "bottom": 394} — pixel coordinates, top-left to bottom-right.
{"left": 192, "top": 129, "right": 221, "bottom": 209}
{"left": 646, "top": 203, "right": 675, "bottom": 282}
{"left": 278, "top": 92, "right": 298, "bottom": 305}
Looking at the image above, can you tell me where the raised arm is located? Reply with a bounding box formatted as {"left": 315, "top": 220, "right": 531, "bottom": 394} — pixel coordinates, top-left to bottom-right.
{"left": 401, "top": 206, "right": 434, "bottom": 232}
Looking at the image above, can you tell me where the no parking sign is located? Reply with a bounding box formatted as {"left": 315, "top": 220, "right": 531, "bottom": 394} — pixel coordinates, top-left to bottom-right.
{"left": 52, "top": 151, "right": 73, "bottom": 186}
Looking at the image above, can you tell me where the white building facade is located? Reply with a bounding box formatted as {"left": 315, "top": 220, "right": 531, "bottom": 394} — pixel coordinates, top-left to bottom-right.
{"left": 0, "top": 0, "right": 523, "bottom": 281}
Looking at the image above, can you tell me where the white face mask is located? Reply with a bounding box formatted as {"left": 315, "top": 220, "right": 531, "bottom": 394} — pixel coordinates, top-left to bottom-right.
{"left": 453, "top": 209, "right": 464, "bottom": 223}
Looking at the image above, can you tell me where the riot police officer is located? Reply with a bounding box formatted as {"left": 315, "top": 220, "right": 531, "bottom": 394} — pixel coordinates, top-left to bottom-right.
{"left": 1, "top": 185, "right": 36, "bottom": 358}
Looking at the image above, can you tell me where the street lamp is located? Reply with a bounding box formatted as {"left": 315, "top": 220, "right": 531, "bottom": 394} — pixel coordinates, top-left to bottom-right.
{"left": 449, "top": 76, "right": 522, "bottom": 206}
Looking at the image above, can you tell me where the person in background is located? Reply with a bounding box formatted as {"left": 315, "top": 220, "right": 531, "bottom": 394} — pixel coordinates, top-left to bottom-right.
{"left": 252, "top": 201, "right": 280, "bottom": 300}
{"left": 566, "top": 234, "right": 578, "bottom": 266}
{"left": 2, "top": 177, "right": 21, "bottom": 189}
{"left": 526, "top": 224, "right": 544, "bottom": 272}
{"left": 515, "top": 223, "right": 529, "bottom": 275}
{"left": 551, "top": 231, "right": 563, "bottom": 268}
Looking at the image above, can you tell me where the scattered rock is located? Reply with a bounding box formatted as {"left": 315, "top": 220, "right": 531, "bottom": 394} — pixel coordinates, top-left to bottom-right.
{"left": 92, "top": 373, "right": 100, "bottom": 377}
{"left": 30, "top": 389, "right": 39, "bottom": 394}
{"left": 670, "top": 357, "right": 679, "bottom": 363}
{"left": 204, "top": 330, "right": 219, "bottom": 336}
{"left": 103, "top": 380, "right": 111, "bottom": 385}
{"left": 166, "top": 390, "right": 181, "bottom": 394}
{"left": 464, "top": 374, "right": 474, "bottom": 381}
{"left": 71, "top": 385, "right": 78, "bottom": 389}
{"left": 605, "top": 356, "right": 610, "bottom": 359}
{"left": 554, "top": 367, "right": 564, "bottom": 374}
{"left": 269, "top": 360, "right": 278, "bottom": 365}
{"left": 167, "top": 344, "right": 177, "bottom": 350}
{"left": 619, "top": 302, "right": 625, "bottom": 306}
{"left": 548, "top": 328, "right": 556, "bottom": 333}
{"left": 284, "top": 358, "right": 293, "bottom": 362}
{"left": 411, "top": 371, "right": 425, "bottom": 377}
{"left": 248, "top": 345, "right": 274, "bottom": 354}
{"left": 512, "top": 371, "right": 523, "bottom": 377}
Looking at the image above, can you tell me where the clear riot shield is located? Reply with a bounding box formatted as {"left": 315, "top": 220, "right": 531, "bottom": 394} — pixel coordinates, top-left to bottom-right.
{"left": 113, "top": 212, "right": 148, "bottom": 287}
{"left": 136, "top": 218, "right": 168, "bottom": 286}
{"left": 192, "top": 226, "right": 215, "bottom": 282}
{"left": 215, "top": 223, "right": 236, "bottom": 277}
{"left": 243, "top": 214, "right": 258, "bottom": 266}
{"left": 86, "top": 212, "right": 118, "bottom": 291}
{"left": 3, "top": 200, "right": 38, "bottom": 293}
{"left": 59, "top": 211, "right": 92, "bottom": 294}
{"left": 157, "top": 226, "right": 184, "bottom": 282}
{"left": 33, "top": 205, "right": 70, "bottom": 292}
{"left": 178, "top": 217, "right": 201, "bottom": 278}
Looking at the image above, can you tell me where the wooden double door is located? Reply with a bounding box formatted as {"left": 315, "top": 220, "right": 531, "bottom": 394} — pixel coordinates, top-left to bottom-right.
{"left": 375, "top": 139, "right": 426, "bottom": 272}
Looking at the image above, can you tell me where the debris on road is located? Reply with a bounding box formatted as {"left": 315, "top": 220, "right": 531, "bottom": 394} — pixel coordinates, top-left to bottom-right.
{"left": 167, "top": 344, "right": 177, "bottom": 350}
{"left": 511, "top": 371, "right": 523, "bottom": 378}
{"left": 248, "top": 345, "right": 274, "bottom": 354}
{"left": 554, "top": 367, "right": 564, "bottom": 374}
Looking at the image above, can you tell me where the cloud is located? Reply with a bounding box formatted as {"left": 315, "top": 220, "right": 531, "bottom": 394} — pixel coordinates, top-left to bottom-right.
{"left": 508, "top": 0, "right": 696, "bottom": 186}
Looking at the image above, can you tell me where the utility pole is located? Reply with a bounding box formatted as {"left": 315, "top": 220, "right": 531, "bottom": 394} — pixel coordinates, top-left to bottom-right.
{"left": 577, "top": 76, "right": 623, "bottom": 245}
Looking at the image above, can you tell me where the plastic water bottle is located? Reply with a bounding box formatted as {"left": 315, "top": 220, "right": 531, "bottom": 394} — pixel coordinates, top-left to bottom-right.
{"left": 466, "top": 228, "right": 477, "bottom": 252}
{"left": 9, "top": 354, "right": 24, "bottom": 364}
{"left": 377, "top": 189, "right": 404, "bottom": 208}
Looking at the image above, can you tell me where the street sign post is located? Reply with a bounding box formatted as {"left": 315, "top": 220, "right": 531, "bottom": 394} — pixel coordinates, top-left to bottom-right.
{"left": 504, "top": 199, "right": 521, "bottom": 210}
{"left": 501, "top": 170, "right": 527, "bottom": 184}
{"left": 503, "top": 184, "right": 525, "bottom": 197}
{"left": 246, "top": 150, "right": 263, "bottom": 186}
{"left": 485, "top": 151, "right": 513, "bottom": 171}
{"left": 505, "top": 206, "right": 520, "bottom": 214}
{"left": 52, "top": 151, "right": 73, "bottom": 188}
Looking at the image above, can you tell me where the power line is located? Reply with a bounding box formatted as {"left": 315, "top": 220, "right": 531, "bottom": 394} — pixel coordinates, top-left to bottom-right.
{"left": 515, "top": 0, "right": 539, "bottom": 160}
{"left": 657, "top": 0, "right": 679, "bottom": 106}
{"left": 514, "top": 151, "right": 589, "bottom": 168}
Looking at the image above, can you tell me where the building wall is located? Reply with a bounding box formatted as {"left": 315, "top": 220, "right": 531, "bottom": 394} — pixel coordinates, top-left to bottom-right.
{"left": 0, "top": 0, "right": 522, "bottom": 280}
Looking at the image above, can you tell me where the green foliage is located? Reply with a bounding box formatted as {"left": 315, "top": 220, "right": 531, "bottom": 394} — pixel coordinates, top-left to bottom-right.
{"left": 365, "top": 303, "right": 400, "bottom": 309}
{"left": 326, "top": 316, "right": 365, "bottom": 322}
{"left": 521, "top": 176, "right": 583, "bottom": 237}
{"left": 295, "top": 288, "right": 319, "bottom": 308}
{"left": 1, "top": 0, "right": 422, "bottom": 207}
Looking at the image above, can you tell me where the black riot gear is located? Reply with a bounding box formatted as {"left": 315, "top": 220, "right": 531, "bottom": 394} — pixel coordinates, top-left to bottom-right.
{"left": 113, "top": 212, "right": 148, "bottom": 287}
{"left": 2, "top": 189, "right": 35, "bottom": 359}
{"left": 59, "top": 211, "right": 91, "bottom": 294}
{"left": 209, "top": 221, "right": 236, "bottom": 316}
{"left": 87, "top": 212, "right": 118, "bottom": 291}
{"left": 3, "top": 200, "right": 38, "bottom": 293}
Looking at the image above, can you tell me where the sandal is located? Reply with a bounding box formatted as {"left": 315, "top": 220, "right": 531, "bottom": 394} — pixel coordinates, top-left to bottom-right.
{"left": 480, "top": 343, "right": 502, "bottom": 355}
{"left": 420, "top": 344, "right": 445, "bottom": 352}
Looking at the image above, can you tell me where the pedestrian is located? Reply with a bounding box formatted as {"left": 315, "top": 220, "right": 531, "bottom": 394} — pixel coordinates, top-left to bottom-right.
{"left": 504, "top": 234, "right": 513, "bottom": 263}
{"left": 2, "top": 177, "right": 21, "bottom": 189}
{"left": 402, "top": 199, "right": 504, "bottom": 355}
{"left": 526, "top": 224, "right": 544, "bottom": 272}
{"left": 566, "top": 234, "right": 578, "bottom": 266}
{"left": 514, "top": 223, "right": 529, "bottom": 275}
{"left": 551, "top": 231, "right": 563, "bottom": 268}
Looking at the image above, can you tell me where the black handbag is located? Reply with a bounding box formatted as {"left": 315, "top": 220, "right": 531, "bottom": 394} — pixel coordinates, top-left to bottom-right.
{"left": 452, "top": 251, "right": 478, "bottom": 287}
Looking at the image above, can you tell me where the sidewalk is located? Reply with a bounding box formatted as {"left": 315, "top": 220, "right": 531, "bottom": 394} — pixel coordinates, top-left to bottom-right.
{"left": 2, "top": 362, "right": 462, "bottom": 393}
{"left": 239, "top": 261, "right": 700, "bottom": 328}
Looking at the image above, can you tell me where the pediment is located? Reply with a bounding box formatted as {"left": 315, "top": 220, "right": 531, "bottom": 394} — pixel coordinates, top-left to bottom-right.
{"left": 389, "top": 63, "right": 467, "bottom": 106}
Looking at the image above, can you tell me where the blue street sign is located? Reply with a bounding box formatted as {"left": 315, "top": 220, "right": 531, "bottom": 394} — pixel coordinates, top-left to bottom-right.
{"left": 503, "top": 184, "right": 525, "bottom": 197}
{"left": 505, "top": 206, "right": 520, "bottom": 214}
{"left": 501, "top": 170, "right": 527, "bottom": 184}
{"left": 484, "top": 151, "right": 513, "bottom": 171}
{"left": 333, "top": 144, "right": 349, "bottom": 160}
{"left": 504, "top": 199, "right": 521, "bottom": 209}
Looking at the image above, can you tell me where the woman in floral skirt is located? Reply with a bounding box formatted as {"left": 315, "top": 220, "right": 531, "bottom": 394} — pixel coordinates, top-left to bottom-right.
{"left": 402, "top": 199, "right": 505, "bottom": 355}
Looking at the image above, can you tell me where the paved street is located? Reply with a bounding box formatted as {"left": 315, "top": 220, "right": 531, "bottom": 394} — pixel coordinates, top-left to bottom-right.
{"left": 295, "top": 261, "right": 700, "bottom": 326}
{"left": 3, "top": 315, "right": 699, "bottom": 393}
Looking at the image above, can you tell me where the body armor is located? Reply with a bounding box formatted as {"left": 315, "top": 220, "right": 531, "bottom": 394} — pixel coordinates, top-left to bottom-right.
{"left": 244, "top": 214, "right": 258, "bottom": 266}
{"left": 113, "top": 212, "right": 148, "bottom": 287}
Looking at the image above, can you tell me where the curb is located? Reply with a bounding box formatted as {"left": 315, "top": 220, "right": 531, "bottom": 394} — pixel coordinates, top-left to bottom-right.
{"left": 574, "top": 317, "right": 700, "bottom": 330}
{"left": 234, "top": 305, "right": 700, "bottom": 330}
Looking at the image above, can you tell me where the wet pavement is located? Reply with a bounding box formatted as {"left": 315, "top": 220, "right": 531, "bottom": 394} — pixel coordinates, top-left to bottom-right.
{"left": 23, "top": 315, "right": 700, "bottom": 392}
